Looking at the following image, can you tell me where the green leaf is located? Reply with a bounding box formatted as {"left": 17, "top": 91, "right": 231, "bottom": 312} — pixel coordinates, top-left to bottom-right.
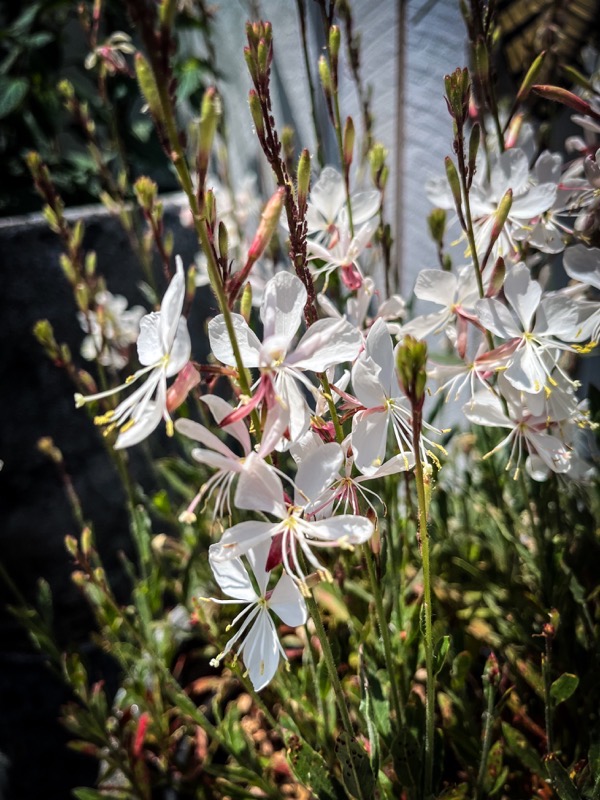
{"left": 544, "top": 754, "right": 582, "bottom": 800}
{"left": 391, "top": 729, "right": 421, "bottom": 788}
{"left": 335, "top": 732, "right": 375, "bottom": 800}
{"left": 433, "top": 635, "right": 451, "bottom": 676}
{"left": 550, "top": 673, "right": 579, "bottom": 705}
{"left": 359, "top": 661, "right": 384, "bottom": 772}
{"left": 0, "top": 77, "right": 28, "bottom": 118}
{"left": 8, "top": 3, "right": 41, "bottom": 35}
{"left": 501, "top": 722, "right": 543, "bottom": 775}
{"left": 286, "top": 733, "right": 343, "bottom": 800}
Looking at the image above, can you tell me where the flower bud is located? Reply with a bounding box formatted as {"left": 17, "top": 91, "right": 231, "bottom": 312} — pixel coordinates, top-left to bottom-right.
{"left": 296, "top": 148, "right": 311, "bottom": 214}
{"left": 516, "top": 50, "right": 546, "bottom": 103}
{"left": 490, "top": 188, "right": 512, "bottom": 246}
{"left": 246, "top": 186, "right": 285, "bottom": 265}
{"left": 134, "top": 175, "right": 158, "bottom": 212}
{"left": 198, "top": 87, "right": 221, "bottom": 186}
{"left": 135, "top": 53, "right": 163, "bottom": 122}
{"left": 444, "top": 156, "right": 462, "bottom": 213}
{"left": 166, "top": 362, "right": 201, "bottom": 413}
{"left": 37, "top": 436, "right": 62, "bottom": 464}
{"left": 81, "top": 526, "right": 93, "bottom": 556}
{"left": 473, "top": 38, "right": 489, "bottom": 85}
{"left": 65, "top": 535, "right": 78, "bottom": 558}
{"left": 485, "top": 257, "right": 506, "bottom": 298}
{"left": 396, "top": 335, "right": 428, "bottom": 411}
{"left": 505, "top": 112, "right": 523, "bottom": 149}
{"left": 319, "top": 54, "right": 333, "bottom": 98}
{"left": 240, "top": 282, "right": 253, "bottom": 323}
{"left": 281, "top": 125, "right": 295, "bottom": 163}
{"left": 84, "top": 251, "right": 96, "bottom": 277}
{"left": 248, "top": 90, "right": 264, "bottom": 139}
{"left": 75, "top": 283, "right": 89, "bottom": 312}
{"left": 483, "top": 651, "right": 500, "bottom": 688}
{"left": 218, "top": 221, "right": 229, "bottom": 262}
{"left": 468, "top": 123, "right": 480, "bottom": 180}
{"left": 369, "top": 143, "right": 388, "bottom": 191}
{"left": 532, "top": 84, "right": 600, "bottom": 122}
{"left": 205, "top": 189, "right": 216, "bottom": 230}
{"left": 427, "top": 208, "right": 446, "bottom": 245}
{"left": 343, "top": 116, "right": 355, "bottom": 168}
{"left": 329, "top": 25, "right": 341, "bottom": 87}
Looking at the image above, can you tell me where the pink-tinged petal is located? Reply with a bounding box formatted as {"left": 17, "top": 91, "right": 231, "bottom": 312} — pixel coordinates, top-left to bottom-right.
{"left": 365, "top": 318, "right": 394, "bottom": 395}
{"left": 137, "top": 312, "right": 163, "bottom": 365}
{"left": 413, "top": 269, "right": 458, "bottom": 305}
{"left": 190, "top": 448, "right": 242, "bottom": 472}
{"left": 463, "top": 390, "right": 511, "bottom": 428}
{"left": 208, "top": 552, "right": 257, "bottom": 602}
{"left": 347, "top": 219, "right": 378, "bottom": 259}
{"left": 211, "top": 521, "right": 277, "bottom": 561}
{"left": 159, "top": 256, "right": 187, "bottom": 352}
{"left": 504, "top": 345, "right": 548, "bottom": 394}
{"left": 257, "top": 403, "right": 289, "bottom": 457}
{"left": 208, "top": 313, "right": 261, "bottom": 367}
{"left": 351, "top": 355, "right": 386, "bottom": 408}
{"left": 241, "top": 610, "right": 281, "bottom": 691}
{"left": 288, "top": 318, "right": 362, "bottom": 372}
{"left": 510, "top": 183, "right": 556, "bottom": 219}
{"left": 526, "top": 430, "right": 571, "bottom": 473}
{"left": 175, "top": 418, "right": 237, "bottom": 459}
{"left": 294, "top": 442, "right": 343, "bottom": 505}
{"left": 352, "top": 190, "right": 381, "bottom": 225}
{"left": 235, "top": 454, "right": 287, "bottom": 517}
{"left": 308, "top": 514, "right": 374, "bottom": 544}
{"left": 269, "top": 574, "right": 307, "bottom": 626}
{"left": 476, "top": 298, "right": 521, "bottom": 339}
{"left": 260, "top": 272, "right": 306, "bottom": 344}
{"left": 503, "top": 263, "right": 541, "bottom": 331}
{"left": 352, "top": 409, "right": 390, "bottom": 475}
{"left": 201, "top": 395, "right": 251, "bottom": 454}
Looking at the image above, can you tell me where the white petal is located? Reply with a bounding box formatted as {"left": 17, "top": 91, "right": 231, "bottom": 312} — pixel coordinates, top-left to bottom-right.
{"left": 476, "top": 298, "right": 521, "bottom": 339}
{"left": 352, "top": 409, "right": 390, "bottom": 475}
{"left": 352, "top": 191, "right": 381, "bottom": 225}
{"left": 276, "top": 372, "right": 311, "bottom": 444}
{"left": 241, "top": 610, "right": 281, "bottom": 691}
{"left": 309, "top": 167, "right": 345, "bottom": 223}
{"left": 352, "top": 355, "right": 386, "bottom": 408}
{"left": 308, "top": 514, "right": 374, "bottom": 544}
{"left": 504, "top": 345, "right": 548, "bottom": 394}
{"left": 294, "top": 442, "right": 343, "bottom": 505}
{"left": 534, "top": 296, "right": 579, "bottom": 339}
{"left": 201, "top": 395, "right": 251, "bottom": 454}
{"left": 208, "top": 551, "right": 257, "bottom": 602}
{"left": 260, "top": 272, "right": 306, "bottom": 343}
{"left": 288, "top": 317, "right": 362, "bottom": 372}
{"left": 166, "top": 317, "right": 192, "bottom": 376}
{"left": 413, "top": 270, "right": 458, "bottom": 306}
{"left": 563, "top": 245, "right": 600, "bottom": 290}
{"left": 365, "top": 317, "right": 394, "bottom": 395}
{"left": 175, "top": 418, "right": 236, "bottom": 459}
{"left": 212, "top": 521, "right": 277, "bottom": 561}
{"left": 208, "top": 313, "right": 261, "bottom": 367}
{"left": 491, "top": 148, "right": 529, "bottom": 197}
{"left": 510, "top": 183, "right": 557, "bottom": 219}
{"left": 159, "top": 256, "right": 187, "bottom": 352}
{"left": 463, "top": 390, "right": 511, "bottom": 428}
{"left": 269, "top": 574, "right": 307, "bottom": 626}
{"left": 235, "top": 454, "right": 287, "bottom": 517}
{"left": 137, "top": 312, "right": 163, "bottom": 365}
{"left": 503, "top": 263, "right": 541, "bottom": 331}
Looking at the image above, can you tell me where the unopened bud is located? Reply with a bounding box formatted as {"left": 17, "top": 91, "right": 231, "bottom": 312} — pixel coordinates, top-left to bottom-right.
{"left": 532, "top": 84, "right": 600, "bottom": 122}
{"left": 59, "top": 254, "right": 76, "bottom": 284}
{"left": 84, "top": 251, "right": 96, "bottom": 277}
{"left": 205, "top": 189, "right": 216, "bottom": 230}
{"left": 246, "top": 186, "right": 285, "bottom": 265}
{"left": 490, "top": 189, "right": 513, "bottom": 245}
{"left": 444, "top": 156, "right": 462, "bottom": 213}
{"left": 473, "top": 39, "right": 489, "bottom": 84}
{"left": 74, "top": 283, "right": 89, "bottom": 312}
{"left": 343, "top": 116, "right": 355, "bottom": 167}
{"left": 281, "top": 126, "right": 294, "bottom": 163}
{"left": 395, "top": 335, "right": 428, "bottom": 410}
{"left": 485, "top": 257, "right": 506, "bottom": 298}
{"left": 240, "top": 282, "right": 253, "bottom": 323}
{"left": 505, "top": 113, "right": 524, "bottom": 149}
{"left": 319, "top": 54, "right": 333, "bottom": 98}
{"left": 198, "top": 87, "right": 221, "bottom": 185}
{"left": 468, "top": 123, "right": 480, "bottom": 179}
{"left": 65, "top": 535, "right": 78, "bottom": 558}
{"left": 248, "top": 90, "right": 264, "bottom": 138}
{"left": 166, "top": 361, "right": 201, "bottom": 413}
{"left": 135, "top": 53, "right": 163, "bottom": 121}
{"left": 81, "top": 526, "right": 93, "bottom": 556}
{"left": 369, "top": 143, "right": 388, "bottom": 191}
{"left": 37, "top": 436, "right": 62, "bottom": 464}
{"left": 218, "top": 221, "right": 229, "bottom": 261}
{"left": 297, "top": 148, "right": 311, "bottom": 214}
{"left": 483, "top": 652, "right": 500, "bottom": 687}
{"left": 516, "top": 51, "right": 546, "bottom": 103}
{"left": 427, "top": 208, "right": 446, "bottom": 245}
{"left": 134, "top": 175, "right": 158, "bottom": 212}
{"left": 329, "top": 25, "right": 341, "bottom": 87}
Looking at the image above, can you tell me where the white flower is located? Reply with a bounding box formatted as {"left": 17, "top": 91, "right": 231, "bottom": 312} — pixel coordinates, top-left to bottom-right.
{"left": 206, "top": 540, "right": 307, "bottom": 691}
{"left": 75, "top": 258, "right": 191, "bottom": 448}
{"left": 476, "top": 263, "right": 580, "bottom": 394}
{"left": 209, "top": 272, "right": 362, "bottom": 446}
{"left": 306, "top": 219, "right": 377, "bottom": 290}
{"left": 210, "top": 444, "right": 374, "bottom": 588}
{"left": 306, "top": 166, "right": 380, "bottom": 243}
{"left": 78, "top": 290, "right": 145, "bottom": 369}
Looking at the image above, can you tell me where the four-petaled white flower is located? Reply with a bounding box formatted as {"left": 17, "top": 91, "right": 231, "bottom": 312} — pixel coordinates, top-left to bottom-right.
{"left": 206, "top": 540, "right": 307, "bottom": 691}
{"left": 75, "top": 257, "right": 191, "bottom": 448}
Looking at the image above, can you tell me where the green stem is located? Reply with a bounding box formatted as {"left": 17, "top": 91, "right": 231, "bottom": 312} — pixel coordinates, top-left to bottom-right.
{"left": 305, "top": 591, "right": 366, "bottom": 800}
{"left": 363, "top": 543, "right": 406, "bottom": 727}
{"left": 296, "top": 0, "right": 324, "bottom": 168}
{"left": 475, "top": 680, "right": 496, "bottom": 799}
{"left": 413, "top": 421, "right": 435, "bottom": 799}
{"left": 332, "top": 90, "right": 354, "bottom": 236}
{"left": 542, "top": 635, "right": 554, "bottom": 754}
{"left": 320, "top": 371, "right": 344, "bottom": 442}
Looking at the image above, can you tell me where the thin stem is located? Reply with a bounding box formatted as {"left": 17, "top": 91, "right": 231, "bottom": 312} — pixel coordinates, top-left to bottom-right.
{"left": 304, "top": 590, "right": 367, "bottom": 800}
{"left": 363, "top": 543, "right": 406, "bottom": 727}
{"left": 542, "top": 635, "right": 554, "bottom": 754}
{"left": 412, "top": 418, "right": 435, "bottom": 799}
{"left": 332, "top": 90, "right": 354, "bottom": 236}
{"left": 475, "top": 678, "right": 496, "bottom": 799}
{"left": 296, "top": 0, "right": 324, "bottom": 168}
{"left": 320, "top": 371, "right": 344, "bottom": 442}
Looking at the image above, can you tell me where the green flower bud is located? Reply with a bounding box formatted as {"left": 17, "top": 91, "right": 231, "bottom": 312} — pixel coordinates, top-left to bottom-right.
{"left": 248, "top": 90, "right": 264, "bottom": 139}
{"left": 343, "top": 116, "right": 355, "bottom": 167}
{"left": 240, "top": 282, "right": 253, "bottom": 323}
{"left": 427, "top": 208, "right": 446, "bottom": 245}
{"left": 218, "top": 221, "right": 229, "bottom": 262}
{"left": 444, "top": 156, "right": 462, "bottom": 213}
{"left": 135, "top": 53, "right": 163, "bottom": 122}
{"left": 297, "top": 148, "right": 311, "bottom": 214}
{"left": 396, "top": 335, "right": 428, "bottom": 410}
{"left": 516, "top": 50, "right": 546, "bottom": 103}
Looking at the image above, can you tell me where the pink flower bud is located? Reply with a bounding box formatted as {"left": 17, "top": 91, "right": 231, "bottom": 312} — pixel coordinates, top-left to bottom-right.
{"left": 341, "top": 262, "right": 363, "bottom": 290}
{"left": 166, "top": 362, "right": 201, "bottom": 413}
{"left": 246, "top": 186, "right": 286, "bottom": 264}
